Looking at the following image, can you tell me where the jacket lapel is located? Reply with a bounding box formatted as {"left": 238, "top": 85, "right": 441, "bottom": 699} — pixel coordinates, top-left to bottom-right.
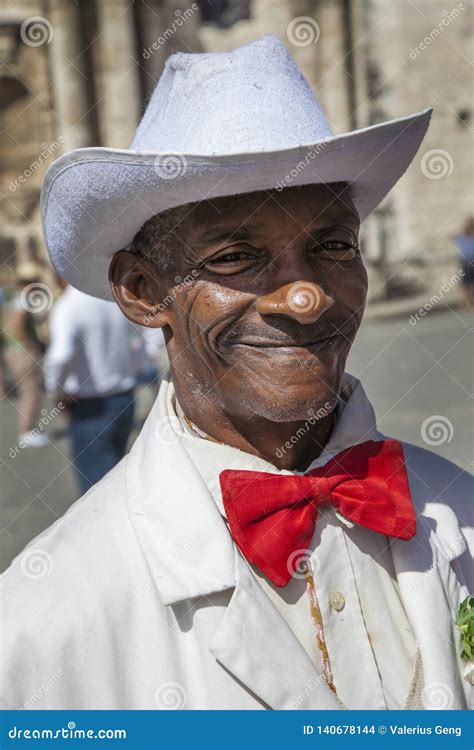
{"left": 126, "top": 385, "right": 236, "bottom": 604}
{"left": 392, "top": 501, "right": 470, "bottom": 709}
{"left": 209, "top": 551, "right": 342, "bottom": 710}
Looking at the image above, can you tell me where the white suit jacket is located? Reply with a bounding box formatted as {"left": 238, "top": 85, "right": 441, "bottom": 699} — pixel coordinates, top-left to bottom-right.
{"left": 1, "top": 376, "right": 472, "bottom": 710}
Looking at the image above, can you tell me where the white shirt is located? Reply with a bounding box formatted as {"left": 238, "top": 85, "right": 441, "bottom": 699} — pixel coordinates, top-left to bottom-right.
{"left": 174, "top": 384, "right": 418, "bottom": 709}
{"left": 44, "top": 287, "right": 143, "bottom": 398}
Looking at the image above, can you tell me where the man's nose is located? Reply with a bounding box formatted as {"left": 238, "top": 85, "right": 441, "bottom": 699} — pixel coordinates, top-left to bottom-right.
{"left": 256, "top": 281, "right": 335, "bottom": 325}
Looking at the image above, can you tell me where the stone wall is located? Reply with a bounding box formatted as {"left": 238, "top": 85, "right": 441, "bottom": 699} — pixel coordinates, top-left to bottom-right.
{"left": 0, "top": 0, "right": 471, "bottom": 301}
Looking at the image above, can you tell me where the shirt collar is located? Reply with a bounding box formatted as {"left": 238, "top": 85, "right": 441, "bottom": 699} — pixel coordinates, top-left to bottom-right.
{"left": 172, "top": 372, "right": 379, "bottom": 520}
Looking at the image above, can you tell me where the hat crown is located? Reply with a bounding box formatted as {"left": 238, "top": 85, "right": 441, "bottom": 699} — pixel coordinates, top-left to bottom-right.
{"left": 130, "top": 34, "right": 333, "bottom": 155}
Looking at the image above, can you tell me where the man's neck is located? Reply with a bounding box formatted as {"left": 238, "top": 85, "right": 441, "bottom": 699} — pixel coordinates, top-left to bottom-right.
{"left": 176, "top": 396, "right": 337, "bottom": 471}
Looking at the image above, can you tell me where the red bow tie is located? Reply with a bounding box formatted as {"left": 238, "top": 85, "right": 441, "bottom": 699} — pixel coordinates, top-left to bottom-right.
{"left": 219, "top": 439, "right": 416, "bottom": 587}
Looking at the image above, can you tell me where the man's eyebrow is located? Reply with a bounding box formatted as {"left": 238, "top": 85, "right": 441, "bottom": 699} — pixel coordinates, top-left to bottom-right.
{"left": 193, "top": 225, "right": 259, "bottom": 247}
{"left": 191, "top": 212, "right": 359, "bottom": 250}
{"left": 304, "top": 213, "right": 360, "bottom": 233}
{"left": 308, "top": 208, "right": 360, "bottom": 229}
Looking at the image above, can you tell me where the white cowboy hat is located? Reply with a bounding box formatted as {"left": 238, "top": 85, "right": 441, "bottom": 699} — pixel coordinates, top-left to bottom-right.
{"left": 41, "top": 34, "right": 432, "bottom": 300}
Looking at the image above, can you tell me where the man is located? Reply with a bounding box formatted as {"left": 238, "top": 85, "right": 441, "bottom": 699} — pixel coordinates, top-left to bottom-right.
{"left": 4, "top": 263, "right": 51, "bottom": 448}
{"left": 453, "top": 216, "right": 474, "bottom": 307}
{"left": 1, "top": 36, "right": 472, "bottom": 710}
{"left": 44, "top": 283, "right": 145, "bottom": 492}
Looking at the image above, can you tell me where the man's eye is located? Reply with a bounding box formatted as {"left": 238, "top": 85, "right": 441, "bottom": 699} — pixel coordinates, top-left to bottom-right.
{"left": 208, "top": 251, "right": 254, "bottom": 264}
{"left": 201, "top": 249, "right": 258, "bottom": 275}
{"left": 322, "top": 240, "right": 350, "bottom": 250}
{"left": 204, "top": 249, "right": 259, "bottom": 272}
{"left": 312, "top": 240, "right": 358, "bottom": 260}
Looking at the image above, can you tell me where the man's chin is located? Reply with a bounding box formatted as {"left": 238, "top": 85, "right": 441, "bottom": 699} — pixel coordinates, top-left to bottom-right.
{"left": 232, "top": 345, "right": 345, "bottom": 397}
{"left": 256, "top": 395, "right": 338, "bottom": 423}
{"left": 224, "top": 376, "right": 342, "bottom": 423}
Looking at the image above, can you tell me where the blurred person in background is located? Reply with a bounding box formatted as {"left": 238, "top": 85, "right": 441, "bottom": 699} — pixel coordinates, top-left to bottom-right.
{"left": 0, "top": 286, "right": 6, "bottom": 399}
{"left": 453, "top": 217, "right": 474, "bottom": 307}
{"left": 3, "top": 263, "right": 51, "bottom": 448}
{"left": 140, "top": 326, "right": 169, "bottom": 386}
{"left": 44, "top": 281, "right": 146, "bottom": 492}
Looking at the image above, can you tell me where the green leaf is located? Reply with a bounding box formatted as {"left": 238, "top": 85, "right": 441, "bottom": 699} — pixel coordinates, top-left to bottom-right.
{"left": 456, "top": 596, "right": 474, "bottom": 662}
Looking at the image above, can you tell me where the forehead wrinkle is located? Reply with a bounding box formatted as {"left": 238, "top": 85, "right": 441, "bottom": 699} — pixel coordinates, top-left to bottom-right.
{"left": 200, "top": 189, "right": 273, "bottom": 220}
{"left": 300, "top": 220, "right": 360, "bottom": 244}
{"left": 187, "top": 192, "right": 274, "bottom": 251}
{"left": 268, "top": 189, "right": 358, "bottom": 227}
{"left": 192, "top": 225, "right": 260, "bottom": 249}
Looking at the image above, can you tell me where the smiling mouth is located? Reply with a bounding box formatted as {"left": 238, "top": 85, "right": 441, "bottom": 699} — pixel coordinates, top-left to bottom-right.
{"left": 231, "top": 334, "right": 339, "bottom": 349}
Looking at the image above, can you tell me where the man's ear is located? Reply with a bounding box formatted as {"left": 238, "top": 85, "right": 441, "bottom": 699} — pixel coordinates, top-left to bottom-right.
{"left": 109, "top": 250, "right": 169, "bottom": 329}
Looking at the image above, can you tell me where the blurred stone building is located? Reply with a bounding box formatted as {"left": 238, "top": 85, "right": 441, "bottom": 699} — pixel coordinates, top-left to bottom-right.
{"left": 0, "top": 0, "right": 472, "bottom": 302}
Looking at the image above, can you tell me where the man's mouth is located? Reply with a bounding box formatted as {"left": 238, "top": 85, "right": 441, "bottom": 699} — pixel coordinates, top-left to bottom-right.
{"left": 230, "top": 334, "right": 340, "bottom": 350}
{"left": 215, "top": 317, "right": 357, "bottom": 356}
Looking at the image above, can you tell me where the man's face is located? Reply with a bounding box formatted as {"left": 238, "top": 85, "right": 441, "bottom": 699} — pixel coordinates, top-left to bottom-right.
{"left": 136, "top": 184, "right": 366, "bottom": 422}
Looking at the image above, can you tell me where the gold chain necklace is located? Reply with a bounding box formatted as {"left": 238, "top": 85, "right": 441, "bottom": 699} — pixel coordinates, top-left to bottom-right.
{"left": 181, "top": 413, "right": 223, "bottom": 444}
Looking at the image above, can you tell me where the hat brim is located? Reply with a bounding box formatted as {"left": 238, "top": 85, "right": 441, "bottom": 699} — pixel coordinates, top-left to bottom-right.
{"left": 41, "top": 107, "right": 432, "bottom": 299}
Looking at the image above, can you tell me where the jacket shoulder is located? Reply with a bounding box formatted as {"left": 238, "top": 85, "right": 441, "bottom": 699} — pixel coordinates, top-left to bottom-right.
{"left": 0, "top": 458, "right": 154, "bottom": 708}
{"left": 400, "top": 441, "right": 473, "bottom": 591}
{"left": 2, "top": 457, "right": 133, "bottom": 586}
{"left": 401, "top": 440, "right": 472, "bottom": 521}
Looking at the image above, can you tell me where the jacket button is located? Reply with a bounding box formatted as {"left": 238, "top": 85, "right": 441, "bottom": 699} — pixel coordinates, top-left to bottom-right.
{"left": 329, "top": 591, "right": 345, "bottom": 611}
